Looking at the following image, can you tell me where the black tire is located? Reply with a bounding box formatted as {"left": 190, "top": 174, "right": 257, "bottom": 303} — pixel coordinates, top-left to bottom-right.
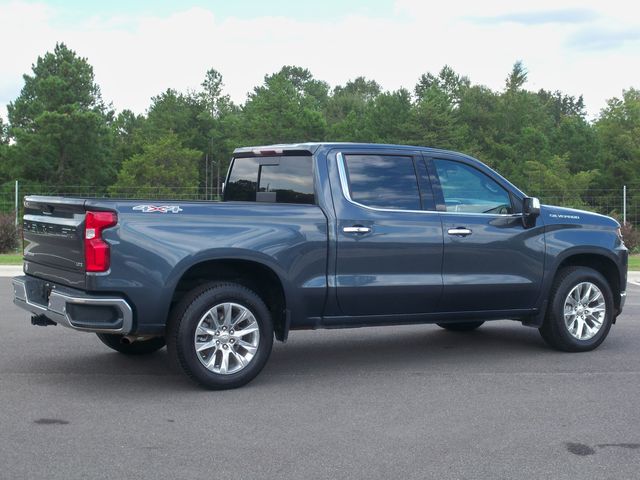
{"left": 436, "top": 321, "right": 485, "bottom": 332}
{"left": 96, "top": 333, "right": 166, "bottom": 355}
{"left": 167, "top": 282, "right": 274, "bottom": 390}
{"left": 539, "top": 266, "right": 614, "bottom": 352}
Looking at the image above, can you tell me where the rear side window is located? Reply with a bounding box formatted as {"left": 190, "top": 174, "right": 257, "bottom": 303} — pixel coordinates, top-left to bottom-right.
{"left": 224, "top": 156, "right": 315, "bottom": 204}
{"left": 344, "top": 154, "right": 422, "bottom": 210}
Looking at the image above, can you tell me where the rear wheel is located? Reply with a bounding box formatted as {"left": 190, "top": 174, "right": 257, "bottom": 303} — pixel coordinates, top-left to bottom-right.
{"left": 436, "top": 321, "right": 485, "bottom": 332}
{"left": 167, "top": 282, "right": 273, "bottom": 390}
{"left": 539, "top": 267, "right": 614, "bottom": 352}
{"left": 96, "top": 333, "right": 165, "bottom": 355}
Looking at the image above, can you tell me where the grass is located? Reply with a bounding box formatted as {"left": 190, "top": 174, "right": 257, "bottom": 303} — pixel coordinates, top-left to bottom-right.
{"left": 0, "top": 253, "right": 22, "bottom": 265}
{"left": 628, "top": 254, "right": 640, "bottom": 271}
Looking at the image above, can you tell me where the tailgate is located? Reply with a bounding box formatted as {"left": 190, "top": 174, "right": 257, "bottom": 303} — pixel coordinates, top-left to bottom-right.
{"left": 22, "top": 196, "right": 87, "bottom": 287}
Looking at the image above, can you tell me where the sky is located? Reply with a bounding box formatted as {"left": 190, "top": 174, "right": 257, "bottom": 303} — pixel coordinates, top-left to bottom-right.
{"left": 1, "top": 0, "right": 639, "bottom": 120}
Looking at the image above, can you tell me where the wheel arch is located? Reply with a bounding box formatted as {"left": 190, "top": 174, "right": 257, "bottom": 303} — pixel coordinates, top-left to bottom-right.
{"left": 554, "top": 252, "right": 621, "bottom": 312}
{"left": 169, "top": 256, "right": 290, "bottom": 341}
{"left": 526, "top": 248, "right": 624, "bottom": 328}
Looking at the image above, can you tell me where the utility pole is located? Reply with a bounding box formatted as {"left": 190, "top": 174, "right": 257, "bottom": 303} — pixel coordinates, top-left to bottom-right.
{"left": 623, "top": 185, "right": 627, "bottom": 225}
{"left": 212, "top": 136, "right": 219, "bottom": 198}
{"left": 217, "top": 158, "right": 220, "bottom": 199}
{"left": 14, "top": 180, "right": 19, "bottom": 229}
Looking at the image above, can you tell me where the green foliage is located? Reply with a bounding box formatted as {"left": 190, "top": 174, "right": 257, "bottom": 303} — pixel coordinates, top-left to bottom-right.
{"left": 110, "top": 109, "right": 146, "bottom": 174}
{"left": 523, "top": 155, "right": 598, "bottom": 203}
{"left": 241, "top": 66, "right": 327, "bottom": 144}
{"left": 0, "top": 213, "right": 18, "bottom": 253}
{"left": 595, "top": 88, "right": 640, "bottom": 185}
{"left": 6, "top": 43, "right": 113, "bottom": 186}
{"left": 144, "top": 89, "right": 210, "bottom": 153}
{"left": 0, "top": 119, "right": 10, "bottom": 185}
{"left": 415, "top": 65, "right": 470, "bottom": 107}
{"left": 505, "top": 61, "right": 528, "bottom": 92}
{"left": 197, "top": 68, "right": 241, "bottom": 189}
{"left": 109, "top": 133, "right": 200, "bottom": 198}
{"left": 325, "top": 77, "right": 380, "bottom": 141}
{"left": 593, "top": 88, "right": 640, "bottom": 214}
{"left": 620, "top": 222, "right": 640, "bottom": 252}
{"left": 3, "top": 44, "right": 640, "bottom": 226}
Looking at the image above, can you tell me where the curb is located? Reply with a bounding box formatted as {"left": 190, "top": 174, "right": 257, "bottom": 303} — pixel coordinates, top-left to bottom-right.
{"left": 0, "top": 266, "right": 23, "bottom": 278}
{"left": 628, "top": 271, "right": 640, "bottom": 286}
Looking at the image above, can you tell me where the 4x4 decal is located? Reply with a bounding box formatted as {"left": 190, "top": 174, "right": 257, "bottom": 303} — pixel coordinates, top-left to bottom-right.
{"left": 133, "top": 205, "right": 183, "bottom": 213}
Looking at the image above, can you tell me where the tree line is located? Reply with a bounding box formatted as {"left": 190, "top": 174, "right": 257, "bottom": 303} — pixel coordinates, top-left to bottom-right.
{"left": 0, "top": 43, "right": 639, "bottom": 216}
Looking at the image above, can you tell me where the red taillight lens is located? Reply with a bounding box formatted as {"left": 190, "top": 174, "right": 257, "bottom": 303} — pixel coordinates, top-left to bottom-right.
{"left": 84, "top": 211, "right": 117, "bottom": 272}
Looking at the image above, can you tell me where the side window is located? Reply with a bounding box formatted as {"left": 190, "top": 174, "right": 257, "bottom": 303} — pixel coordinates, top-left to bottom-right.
{"left": 344, "top": 154, "right": 421, "bottom": 211}
{"left": 433, "top": 159, "right": 513, "bottom": 214}
{"left": 224, "top": 156, "right": 315, "bottom": 204}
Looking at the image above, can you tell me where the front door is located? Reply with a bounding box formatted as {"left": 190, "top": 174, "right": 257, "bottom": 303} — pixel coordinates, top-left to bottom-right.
{"left": 430, "top": 156, "right": 545, "bottom": 312}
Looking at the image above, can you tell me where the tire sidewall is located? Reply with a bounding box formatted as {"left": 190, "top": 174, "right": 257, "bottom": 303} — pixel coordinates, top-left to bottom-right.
{"left": 176, "top": 284, "right": 274, "bottom": 389}
{"left": 549, "top": 268, "right": 614, "bottom": 351}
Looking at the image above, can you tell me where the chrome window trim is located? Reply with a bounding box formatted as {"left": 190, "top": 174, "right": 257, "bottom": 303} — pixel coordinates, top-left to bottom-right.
{"left": 336, "top": 152, "right": 430, "bottom": 215}
{"left": 336, "top": 152, "right": 521, "bottom": 217}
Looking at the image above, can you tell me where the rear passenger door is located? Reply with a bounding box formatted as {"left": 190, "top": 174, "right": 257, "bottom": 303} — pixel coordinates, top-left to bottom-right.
{"left": 332, "top": 149, "right": 443, "bottom": 316}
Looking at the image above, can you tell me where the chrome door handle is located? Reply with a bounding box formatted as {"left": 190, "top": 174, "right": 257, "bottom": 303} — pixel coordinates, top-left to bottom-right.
{"left": 343, "top": 226, "right": 371, "bottom": 234}
{"left": 447, "top": 227, "right": 472, "bottom": 236}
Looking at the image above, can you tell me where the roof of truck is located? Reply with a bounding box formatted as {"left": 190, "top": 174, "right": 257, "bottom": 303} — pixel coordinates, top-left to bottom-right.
{"left": 232, "top": 142, "right": 462, "bottom": 156}
{"left": 232, "top": 142, "right": 527, "bottom": 199}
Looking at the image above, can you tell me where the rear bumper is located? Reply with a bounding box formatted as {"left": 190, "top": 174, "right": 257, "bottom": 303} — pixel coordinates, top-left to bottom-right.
{"left": 12, "top": 275, "right": 133, "bottom": 334}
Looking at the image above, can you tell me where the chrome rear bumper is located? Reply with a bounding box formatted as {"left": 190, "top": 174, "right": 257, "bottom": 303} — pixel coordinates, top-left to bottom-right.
{"left": 12, "top": 275, "right": 133, "bottom": 334}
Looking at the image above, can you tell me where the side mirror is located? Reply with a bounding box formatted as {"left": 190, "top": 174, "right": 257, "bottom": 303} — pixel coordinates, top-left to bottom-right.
{"left": 522, "top": 197, "right": 540, "bottom": 227}
{"left": 523, "top": 197, "right": 541, "bottom": 216}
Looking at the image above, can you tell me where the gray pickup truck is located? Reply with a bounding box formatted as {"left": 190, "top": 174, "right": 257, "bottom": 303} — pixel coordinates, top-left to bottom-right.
{"left": 12, "top": 143, "right": 628, "bottom": 389}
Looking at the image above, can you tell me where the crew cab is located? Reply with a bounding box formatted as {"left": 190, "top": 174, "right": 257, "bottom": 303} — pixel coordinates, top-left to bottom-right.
{"left": 12, "top": 143, "right": 628, "bottom": 389}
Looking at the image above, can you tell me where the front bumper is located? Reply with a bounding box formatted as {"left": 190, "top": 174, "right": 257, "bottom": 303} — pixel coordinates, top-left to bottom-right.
{"left": 12, "top": 275, "right": 133, "bottom": 334}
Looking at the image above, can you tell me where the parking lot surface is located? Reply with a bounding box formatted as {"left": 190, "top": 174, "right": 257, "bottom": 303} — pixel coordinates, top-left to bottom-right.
{"left": 1, "top": 278, "right": 639, "bottom": 479}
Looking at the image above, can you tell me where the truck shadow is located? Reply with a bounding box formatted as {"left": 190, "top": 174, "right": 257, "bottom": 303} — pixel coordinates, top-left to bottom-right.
{"left": 16, "top": 321, "right": 609, "bottom": 392}
{"left": 266, "top": 322, "right": 550, "bottom": 377}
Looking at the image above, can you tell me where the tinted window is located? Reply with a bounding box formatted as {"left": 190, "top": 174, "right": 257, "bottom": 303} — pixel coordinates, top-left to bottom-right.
{"left": 344, "top": 155, "right": 421, "bottom": 210}
{"left": 434, "top": 159, "right": 512, "bottom": 214}
{"left": 225, "top": 156, "right": 315, "bottom": 204}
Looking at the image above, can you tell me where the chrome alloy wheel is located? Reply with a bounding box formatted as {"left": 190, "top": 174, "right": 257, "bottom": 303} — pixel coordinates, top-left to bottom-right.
{"left": 563, "top": 282, "right": 606, "bottom": 341}
{"left": 194, "top": 302, "right": 260, "bottom": 374}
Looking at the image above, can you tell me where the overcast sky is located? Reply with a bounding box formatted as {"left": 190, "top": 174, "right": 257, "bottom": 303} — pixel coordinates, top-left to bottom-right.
{"left": 1, "top": 0, "right": 639, "bottom": 120}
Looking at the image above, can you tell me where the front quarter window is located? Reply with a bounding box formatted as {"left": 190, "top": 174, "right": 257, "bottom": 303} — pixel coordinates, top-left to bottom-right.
{"left": 434, "top": 159, "right": 513, "bottom": 214}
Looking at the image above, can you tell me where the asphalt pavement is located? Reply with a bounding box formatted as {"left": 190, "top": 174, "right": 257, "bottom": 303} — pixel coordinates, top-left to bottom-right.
{"left": 1, "top": 277, "right": 639, "bottom": 479}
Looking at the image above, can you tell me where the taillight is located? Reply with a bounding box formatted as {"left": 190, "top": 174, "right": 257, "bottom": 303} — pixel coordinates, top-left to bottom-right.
{"left": 84, "top": 211, "right": 117, "bottom": 272}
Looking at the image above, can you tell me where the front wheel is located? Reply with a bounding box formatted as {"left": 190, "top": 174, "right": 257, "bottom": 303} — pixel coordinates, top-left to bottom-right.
{"left": 167, "top": 282, "right": 274, "bottom": 390}
{"left": 539, "top": 267, "right": 614, "bottom": 352}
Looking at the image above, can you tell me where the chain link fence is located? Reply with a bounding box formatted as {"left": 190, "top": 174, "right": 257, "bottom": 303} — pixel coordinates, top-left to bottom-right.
{"left": 536, "top": 189, "right": 638, "bottom": 225}
{"left": 0, "top": 182, "right": 638, "bottom": 225}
